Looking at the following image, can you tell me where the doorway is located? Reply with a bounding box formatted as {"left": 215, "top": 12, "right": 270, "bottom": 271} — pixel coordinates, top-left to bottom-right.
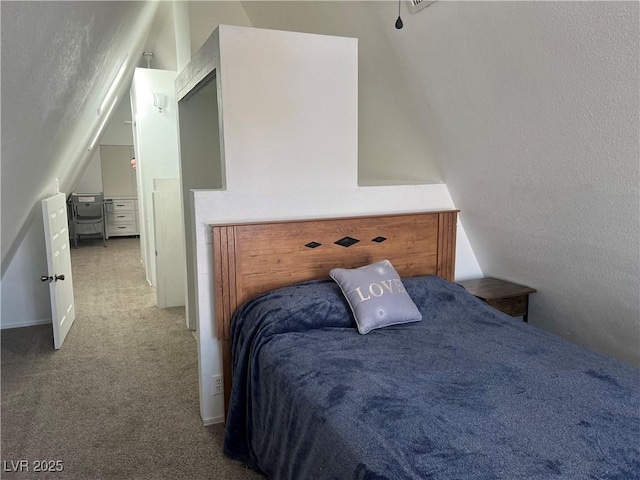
{"left": 177, "top": 71, "right": 224, "bottom": 331}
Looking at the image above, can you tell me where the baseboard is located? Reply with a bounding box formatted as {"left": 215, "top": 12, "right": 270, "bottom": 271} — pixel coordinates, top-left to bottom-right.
{"left": 202, "top": 415, "right": 224, "bottom": 426}
{"left": 1, "top": 318, "right": 52, "bottom": 330}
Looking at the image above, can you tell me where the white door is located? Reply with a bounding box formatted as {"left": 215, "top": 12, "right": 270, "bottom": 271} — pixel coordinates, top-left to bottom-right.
{"left": 42, "top": 193, "right": 76, "bottom": 349}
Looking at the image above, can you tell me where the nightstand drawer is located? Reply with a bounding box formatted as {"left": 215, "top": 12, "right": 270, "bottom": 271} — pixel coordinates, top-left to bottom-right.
{"left": 486, "top": 295, "right": 527, "bottom": 317}
{"left": 458, "top": 277, "right": 536, "bottom": 322}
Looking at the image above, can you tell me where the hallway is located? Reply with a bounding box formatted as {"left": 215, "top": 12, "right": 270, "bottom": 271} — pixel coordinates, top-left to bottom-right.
{"left": 1, "top": 237, "right": 259, "bottom": 479}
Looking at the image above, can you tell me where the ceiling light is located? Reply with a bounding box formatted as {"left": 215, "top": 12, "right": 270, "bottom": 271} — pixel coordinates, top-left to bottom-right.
{"left": 395, "top": 0, "right": 403, "bottom": 29}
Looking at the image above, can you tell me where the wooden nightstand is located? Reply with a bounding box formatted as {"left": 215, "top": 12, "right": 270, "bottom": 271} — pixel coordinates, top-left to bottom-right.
{"left": 457, "top": 277, "right": 537, "bottom": 322}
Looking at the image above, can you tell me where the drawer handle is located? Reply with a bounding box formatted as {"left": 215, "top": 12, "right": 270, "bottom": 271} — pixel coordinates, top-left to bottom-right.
{"left": 117, "top": 215, "right": 125, "bottom": 218}
{"left": 117, "top": 226, "right": 127, "bottom": 229}
{"left": 116, "top": 204, "right": 125, "bottom": 207}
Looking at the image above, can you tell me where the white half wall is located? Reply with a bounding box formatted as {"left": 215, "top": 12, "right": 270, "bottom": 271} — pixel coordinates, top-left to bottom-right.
{"left": 193, "top": 186, "right": 480, "bottom": 423}
{"left": 153, "top": 178, "right": 186, "bottom": 308}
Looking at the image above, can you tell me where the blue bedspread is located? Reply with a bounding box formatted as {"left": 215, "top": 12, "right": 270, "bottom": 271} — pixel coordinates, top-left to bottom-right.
{"left": 223, "top": 275, "right": 640, "bottom": 479}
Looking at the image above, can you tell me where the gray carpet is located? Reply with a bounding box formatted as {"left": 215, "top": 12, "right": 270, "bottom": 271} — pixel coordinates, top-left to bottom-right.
{"left": 1, "top": 237, "right": 262, "bottom": 479}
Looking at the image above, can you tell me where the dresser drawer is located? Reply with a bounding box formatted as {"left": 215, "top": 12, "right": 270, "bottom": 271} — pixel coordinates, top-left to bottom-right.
{"left": 107, "top": 222, "right": 137, "bottom": 236}
{"left": 107, "top": 211, "right": 136, "bottom": 223}
{"left": 109, "top": 199, "right": 136, "bottom": 212}
{"left": 105, "top": 197, "right": 139, "bottom": 238}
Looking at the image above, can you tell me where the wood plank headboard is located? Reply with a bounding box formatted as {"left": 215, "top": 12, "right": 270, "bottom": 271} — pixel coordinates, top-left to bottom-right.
{"left": 211, "top": 210, "right": 458, "bottom": 415}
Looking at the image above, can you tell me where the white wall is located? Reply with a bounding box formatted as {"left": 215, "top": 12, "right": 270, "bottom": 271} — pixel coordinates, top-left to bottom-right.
{"left": 383, "top": 1, "right": 639, "bottom": 366}
{"left": 74, "top": 97, "right": 135, "bottom": 194}
{"left": 178, "top": 25, "right": 480, "bottom": 424}
{"left": 189, "top": 1, "right": 252, "bottom": 54}
{"left": 74, "top": 150, "right": 103, "bottom": 194}
{"left": 1, "top": 220, "right": 52, "bottom": 329}
{"left": 218, "top": 26, "right": 358, "bottom": 193}
{"left": 130, "top": 68, "right": 181, "bottom": 294}
{"left": 100, "top": 97, "right": 134, "bottom": 146}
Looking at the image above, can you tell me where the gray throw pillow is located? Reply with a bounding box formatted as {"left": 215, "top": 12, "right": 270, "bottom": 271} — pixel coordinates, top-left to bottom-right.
{"left": 329, "top": 259, "right": 422, "bottom": 334}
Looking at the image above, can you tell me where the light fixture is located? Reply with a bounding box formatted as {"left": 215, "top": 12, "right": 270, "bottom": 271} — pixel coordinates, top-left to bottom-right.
{"left": 153, "top": 93, "right": 167, "bottom": 113}
{"left": 98, "top": 54, "right": 129, "bottom": 115}
{"left": 89, "top": 97, "right": 118, "bottom": 151}
{"left": 395, "top": 0, "right": 404, "bottom": 29}
{"left": 142, "top": 52, "right": 155, "bottom": 69}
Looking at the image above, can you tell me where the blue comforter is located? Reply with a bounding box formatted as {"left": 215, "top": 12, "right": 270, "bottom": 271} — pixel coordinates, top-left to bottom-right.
{"left": 223, "top": 275, "right": 640, "bottom": 479}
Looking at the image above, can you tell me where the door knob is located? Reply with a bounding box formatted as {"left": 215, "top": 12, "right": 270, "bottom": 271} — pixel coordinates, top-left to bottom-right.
{"left": 41, "top": 275, "right": 53, "bottom": 283}
{"left": 55, "top": 274, "right": 65, "bottom": 282}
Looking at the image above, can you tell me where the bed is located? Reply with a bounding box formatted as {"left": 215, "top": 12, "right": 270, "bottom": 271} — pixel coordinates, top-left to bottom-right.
{"left": 214, "top": 211, "right": 640, "bottom": 479}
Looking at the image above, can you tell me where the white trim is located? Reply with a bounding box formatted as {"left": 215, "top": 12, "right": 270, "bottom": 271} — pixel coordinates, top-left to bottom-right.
{"left": 98, "top": 54, "right": 129, "bottom": 115}
{"left": 2, "top": 318, "right": 52, "bottom": 330}
{"left": 202, "top": 415, "right": 224, "bottom": 426}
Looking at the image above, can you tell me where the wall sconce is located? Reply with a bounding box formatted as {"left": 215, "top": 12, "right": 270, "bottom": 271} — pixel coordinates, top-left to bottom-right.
{"left": 153, "top": 93, "right": 167, "bottom": 113}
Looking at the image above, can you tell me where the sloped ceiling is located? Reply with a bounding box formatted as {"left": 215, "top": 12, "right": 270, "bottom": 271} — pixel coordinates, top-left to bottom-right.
{"left": 433, "top": 2, "right": 637, "bottom": 366}
{"left": 1, "top": 1, "right": 158, "bottom": 271}
{"left": 390, "top": 1, "right": 639, "bottom": 365}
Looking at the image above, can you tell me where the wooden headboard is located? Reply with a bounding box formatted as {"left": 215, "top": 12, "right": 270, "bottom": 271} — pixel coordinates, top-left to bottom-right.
{"left": 211, "top": 210, "right": 458, "bottom": 415}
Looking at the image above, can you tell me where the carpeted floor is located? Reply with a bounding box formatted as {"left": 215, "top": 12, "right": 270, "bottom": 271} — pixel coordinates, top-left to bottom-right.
{"left": 1, "top": 237, "right": 262, "bottom": 479}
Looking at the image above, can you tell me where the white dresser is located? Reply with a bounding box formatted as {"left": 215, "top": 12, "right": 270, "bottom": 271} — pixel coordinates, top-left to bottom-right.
{"left": 105, "top": 197, "right": 139, "bottom": 237}
{"left": 100, "top": 145, "right": 139, "bottom": 238}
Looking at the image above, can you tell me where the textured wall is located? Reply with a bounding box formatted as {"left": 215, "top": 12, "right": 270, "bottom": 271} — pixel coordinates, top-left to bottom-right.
{"left": 384, "top": 1, "right": 639, "bottom": 365}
